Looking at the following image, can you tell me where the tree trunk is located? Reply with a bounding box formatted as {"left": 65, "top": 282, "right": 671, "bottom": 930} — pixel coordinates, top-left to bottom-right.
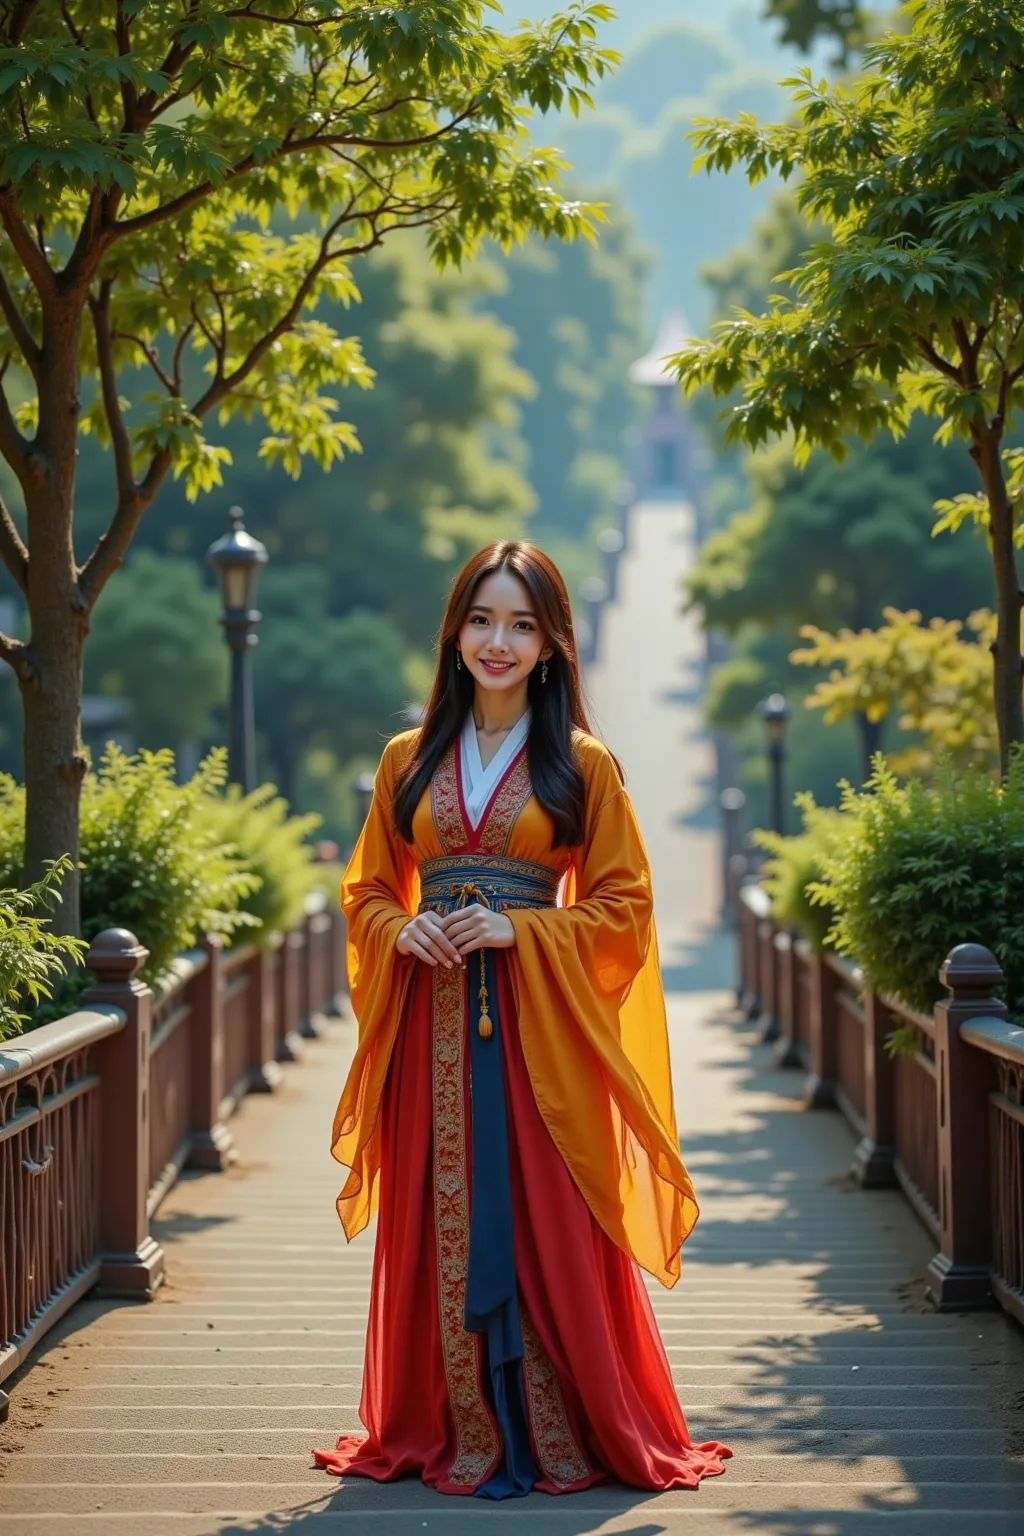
{"left": 20, "top": 539, "right": 88, "bottom": 936}
{"left": 976, "top": 428, "right": 1024, "bottom": 774}
{"left": 20, "top": 297, "right": 90, "bottom": 935}
{"left": 855, "top": 711, "right": 884, "bottom": 784}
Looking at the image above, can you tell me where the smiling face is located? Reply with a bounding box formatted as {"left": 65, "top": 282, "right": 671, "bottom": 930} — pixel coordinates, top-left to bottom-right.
{"left": 457, "top": 566, "right": 552, "bottom": 698}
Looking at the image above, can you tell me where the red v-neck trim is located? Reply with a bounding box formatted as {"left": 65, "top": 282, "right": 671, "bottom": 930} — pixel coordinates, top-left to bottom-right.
{"left": 456, "top": 738, "right": 529, "bottom": 853}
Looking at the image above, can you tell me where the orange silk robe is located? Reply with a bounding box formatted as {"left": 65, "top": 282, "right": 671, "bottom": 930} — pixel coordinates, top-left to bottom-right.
{"left": 331, "top": 728, "right": 699, "bottom": 1288}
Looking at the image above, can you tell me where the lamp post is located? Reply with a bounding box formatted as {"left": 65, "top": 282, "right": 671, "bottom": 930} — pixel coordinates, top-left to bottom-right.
{"left": 613, "top": 480, "right": 634, "bottom": 551}
{"left": 596, "top": 525, "right": 625, "bottom": 603}
{"left": 719, "top": 786, "right": 747, "bottom": 929}
{"left": 206, "top": 506, "right": 268, "bottom": 794}
{"left": 579, "top": 575, "right": 609, "bottom": 667}
{"left": 352, "top": 771, "right": 375, "bottom": 831}
{"left": 758, "top": 692, "right": 791, "bottom": 836}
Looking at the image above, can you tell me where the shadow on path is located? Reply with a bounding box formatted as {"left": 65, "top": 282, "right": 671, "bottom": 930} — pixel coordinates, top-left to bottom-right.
{"left": 672, "top": 1001, "right": 1024, "bottom": 1536}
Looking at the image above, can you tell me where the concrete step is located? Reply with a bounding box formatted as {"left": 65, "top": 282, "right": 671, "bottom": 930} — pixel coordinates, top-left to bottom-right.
{"left": 40, "top": 1401, "right": 1004, "bottom": 1430}
{"left": 4, "top": 1453, "right": 1022, "bottom": 1487}
{"left": 0, "top": 1511, "right": 1020, "bottom": 1536}
{"left": 18, "top": 1427, "right": 1016, "bottom": 1459}
{"left": 0, "top": 1477, "right": 1021, "bottom": 1516}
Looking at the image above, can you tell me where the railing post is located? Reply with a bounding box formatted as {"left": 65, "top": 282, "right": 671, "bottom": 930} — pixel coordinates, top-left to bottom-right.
{"left": 772, "top": 927, "right": 803, "bottom": 1068}
{"left": 757, "top": 916, "right": 780, "bottom": 1043}
{"left": 296, "top": 918, "right": 319, "bottom": 1039}
{"left": 804, "top": 951, "right": 837, "bottom": 1108}
{"left": 248, "top": 947, "right": 282, "bottom": 1094}
{"left": 852, "top": 989, "right": 897, "bottom": 1188}
{"left": 277, "top": 925, "right": 304, "bottom": 1061}
{"left": 738, "top": 895, "right": 759, "bottom": 1018}
{"left": 82, "top": 928, "right": 165, "bottom": 1298}
{"left": 187, "top": 934, "right": 236, "bottom": 1170}
{"left": 927, "top": 943, "right": 1005, "bottom": 1310}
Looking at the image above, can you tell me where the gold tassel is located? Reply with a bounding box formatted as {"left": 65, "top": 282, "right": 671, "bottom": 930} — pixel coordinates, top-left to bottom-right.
{"left": 477, "top": 953, "right": 493, "bottom": 1039}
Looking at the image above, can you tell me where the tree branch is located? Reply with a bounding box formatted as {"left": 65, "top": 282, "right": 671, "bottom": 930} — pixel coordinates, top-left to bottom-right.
{"left": 0, "top": 260, "right": 40, "bottom": 378}
{"left": 113, "top": 329, "right": 176, "bottom": 394}
{"left": 952, "top": 317, "right": 981, "bottom": 387}
{"left": 189, "top": 213, "right": 376, "bottom": 420}
{"left": 0, "top": 487, "right": 28, "bottom": 594}
{"left": 2, "top": 0, "right": 43, "bottom": 45}
{"left": 115, "top": 0, "right": 138, "bottom": 135}
{"left": 0, "top": 191, "right": 53, "bottom": 297}
{"left": 89, "top": 281, "right": 136, "bottom": 505}
{"left": 111, "top": 109, "right": 478, "bottom": 240}
{"left": 77, "top": 469, "right": 159, "bottom": 610}
{"left": 0, "top": 361, "right": 33, "bottom": 485}
{"left": 913, "top": 332, "right": 963, "bottom": 386}
{"left": 0, "top": 627, "right": 32, "bottom": 683}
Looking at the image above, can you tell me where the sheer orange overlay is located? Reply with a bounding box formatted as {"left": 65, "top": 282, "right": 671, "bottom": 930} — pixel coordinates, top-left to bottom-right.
{"left": 331, "top": 730, "right": 699, "bottom": 1287}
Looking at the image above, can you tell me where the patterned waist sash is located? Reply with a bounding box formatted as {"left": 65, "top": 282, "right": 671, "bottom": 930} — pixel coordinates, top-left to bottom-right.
{"left": 418, "top": 854, "right": 560, "bottom": 915}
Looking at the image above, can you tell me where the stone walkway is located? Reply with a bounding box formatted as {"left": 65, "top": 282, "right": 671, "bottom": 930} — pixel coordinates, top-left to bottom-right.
{"left": 1, "top": 503, "right": 1022, "bottom": 1534}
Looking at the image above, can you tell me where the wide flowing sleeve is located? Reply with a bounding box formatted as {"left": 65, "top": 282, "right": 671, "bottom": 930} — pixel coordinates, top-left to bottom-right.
{"left": 506, "top": 736, "right": 698, "bottom": 1287}
{"left": 329, "top": 731, "right": 421, "bottom": 1241}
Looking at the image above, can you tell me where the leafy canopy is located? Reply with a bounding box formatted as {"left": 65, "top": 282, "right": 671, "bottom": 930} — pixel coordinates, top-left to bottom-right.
{"left": 0, "top": 0, "right": 615, "bottom": 618}
{"left": 764, "top": 0, "right": 867, "bottom": 66}
{"left": 792, "top": 605, "right": 999, "bottom": 773}
{"left": 674, "top": 0, "right": 1024, "bottom": 475}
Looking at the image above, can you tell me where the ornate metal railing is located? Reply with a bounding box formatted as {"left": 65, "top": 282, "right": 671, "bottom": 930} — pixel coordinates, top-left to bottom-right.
{"left": 0, "top": 890, "right": 346, "bottom": 1417}
{"left": 0, "top": 1011, "right": 117, "bottom": 1391}
{"left": 737, "top": 884, "right": 1023, "bottom": 1322}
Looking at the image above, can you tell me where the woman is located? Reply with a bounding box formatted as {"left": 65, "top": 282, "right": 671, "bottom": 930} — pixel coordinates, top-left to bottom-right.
{"left": 313, "top": 542, "right": 731, "bottom": 1498}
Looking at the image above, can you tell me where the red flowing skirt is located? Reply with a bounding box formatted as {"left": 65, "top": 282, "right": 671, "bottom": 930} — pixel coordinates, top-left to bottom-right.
{"left": 313, "top": 958, "right": 731, "bottom": 1494}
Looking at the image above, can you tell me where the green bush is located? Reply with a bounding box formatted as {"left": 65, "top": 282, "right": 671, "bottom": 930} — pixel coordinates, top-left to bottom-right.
{"left": 754, "top": 797, "right": 846, "bottom": 952}
{"left": 204, "top": 784, "right": 321, "bottom": 938}
{"left": 0, "top": 746, "right": 260, "bottom": 988}
{"left": 0, "top": 860, "right": 86, "bottom": 1041}
{"left": 808, "top": 756, "right": 1024, "bottom": 1018}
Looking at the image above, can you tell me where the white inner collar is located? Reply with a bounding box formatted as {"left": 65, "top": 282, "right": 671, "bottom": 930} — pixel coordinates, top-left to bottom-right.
{"left": 459, "top": 709, "right": 531, "bottom": 830}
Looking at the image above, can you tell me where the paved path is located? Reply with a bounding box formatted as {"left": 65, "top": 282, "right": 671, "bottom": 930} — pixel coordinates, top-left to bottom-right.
{"left": 1, "top": 503, "right": 1022, "bottom": 1534}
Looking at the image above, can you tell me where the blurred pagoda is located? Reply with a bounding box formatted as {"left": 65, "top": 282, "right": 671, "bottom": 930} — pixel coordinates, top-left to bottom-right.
{"left": 627, "top": 312, "right": 708, "bottom": 509}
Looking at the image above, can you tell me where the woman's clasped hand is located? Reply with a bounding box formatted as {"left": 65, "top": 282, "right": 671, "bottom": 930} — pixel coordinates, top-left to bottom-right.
{"left": 396, "top": 906, "right": 515, "bottom": 967}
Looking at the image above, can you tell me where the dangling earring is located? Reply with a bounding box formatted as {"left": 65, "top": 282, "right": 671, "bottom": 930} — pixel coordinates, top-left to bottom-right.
{"left": 456, "top": 650, "right": 462, "bottom": 671}
{"left": 541, "top": 659, "right": 548, "bottom": 685}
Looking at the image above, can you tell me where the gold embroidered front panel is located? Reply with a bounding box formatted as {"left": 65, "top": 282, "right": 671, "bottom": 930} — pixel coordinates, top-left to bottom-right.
{"left": 478, "top": 751, "right": 533, "bottom": 856}
{"left": 431, "top": 744, "right": 465, "bottom": 855}
{"left": 520, "top": 1307, "right": 592, "bottom": 1489}
{"left": 430, "top": 960, "right": 501, "bottom": 1488}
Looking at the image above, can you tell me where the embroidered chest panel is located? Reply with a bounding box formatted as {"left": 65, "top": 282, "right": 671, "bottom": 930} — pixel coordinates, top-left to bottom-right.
{"left": 431, "top": 740, "right": 533, "bottom": 856}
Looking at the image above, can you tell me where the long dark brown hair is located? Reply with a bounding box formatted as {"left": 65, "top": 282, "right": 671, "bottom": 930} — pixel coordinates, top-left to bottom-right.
{"left": 393, "top": 541, "right": 596, "bottom": 847}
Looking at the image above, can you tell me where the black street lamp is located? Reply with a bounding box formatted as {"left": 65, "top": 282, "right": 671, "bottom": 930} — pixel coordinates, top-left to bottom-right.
{"left": 758, "top": 692, "right": 791, "bottom": 836}
{"left": 352, "top": 771, "right": 375, "bottom": 832}
{"left": 207, "top": 506, "right": 268, "bottom": 793}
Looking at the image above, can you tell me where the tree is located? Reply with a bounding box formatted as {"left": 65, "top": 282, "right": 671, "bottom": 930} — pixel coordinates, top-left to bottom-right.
{"left": 675, "top": 0, "right": 1024, "bottom": 773}
{"left": 84, "top": 549, "right": 225, "bottom": 751}
{"left": 488, "top": 204, "right": 647, "bottom": 540}
{"left": 252, "top": 565, "right": 410, "bottom": 805}
{"left": 763, "top": 1, "right": 866, "bottom": 65}
{"left": 792, "top": 606, "right": 998, "bottom": 774}
{"left": 0, "top": 0, "right": 615, "bottom": 930}
{"left": 686, "top": 419, "right": 992, "bottom": 773}
{"left": 107, "top": 237, "right": 538, "bottom": 644}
